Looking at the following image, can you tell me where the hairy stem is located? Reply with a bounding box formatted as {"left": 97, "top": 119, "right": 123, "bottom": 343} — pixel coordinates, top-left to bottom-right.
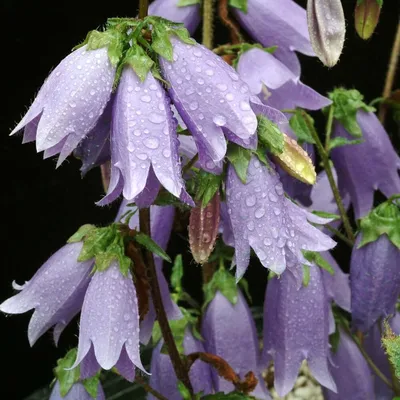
{"left": 379, "top": 20, "right": 400, "bottom": 123}
{"left": 139, "top": 208, "right": 193, "bottom": 394}
{"left": 302, "top": 110, "right": 355, "bottom": 243}
{"left": 139, "top": 0, "right": 149, "bottom": 19}
{"left": 202, "top": 0, "right": 215, "bottom": 49}
{"left": 135, "top": 376, "right": 169, "bottom": 400}
{"left": 218, "top": 0, "right": 242, "bottom": 44}
{"left": 324, "top": 104, "right": 335, "bottom": 152}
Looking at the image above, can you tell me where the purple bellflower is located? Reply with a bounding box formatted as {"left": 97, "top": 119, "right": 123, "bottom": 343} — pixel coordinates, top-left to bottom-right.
{"left": 226, "top": 156, "right": 335, "bottom": 282}
{"left": 202, "top": 290, "right": 271, "bottom": 399}
{"left": 0, "top": 242, "right": 92, "bottom": 346}
{"left": 331, "top": 110, "right": 400, "bottom": 219}
{"left": 11, "top": 45, "right": 115, "bottom": 167}
{"left": 149, "top": 0, "right": 201, "bottom": 35}
{"left": 263, "top": 267, "right": 336, "bottom": 397}
{"left": 232, "top": 0, "right": 315, "bottom": 75}
{"left": 149, "top": 328, "right": 214, "bottom": 399}
{"left": 323, "top": 328, "right": 374, "bottom": 400}
{"left": 50, "top": 381, "right": 105, "bottom": 400}
{"left": 98, "top": 67, "right": 192, "bottom": 207}
{"left": 160, "top": 37, "right": 258, "bottom": 171}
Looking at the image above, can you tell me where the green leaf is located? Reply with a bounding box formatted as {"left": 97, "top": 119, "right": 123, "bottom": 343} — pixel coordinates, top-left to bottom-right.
{"left": 312, "top": 211, "right": 341, "bottom": 221}
{"left": 82, "top": 375, "right": 100, "bottom": 399}
{"left": 382, "top": 320, "right": 400, "bottom": 379}
{"left": 124, "top": 44, "right": 154, "bottom": 81}
{"left": 134, "top": 232, "right": 172, "bottom": 262}
{"left": 171, "top": 27, "right": 196, "bottom": 45}
{"left": 177, "top": 0, "right": 201, "bottom": 5}
{"left": 257, "top": 115, "right": 285, "bottom": 155}
{"left": 203, "top": 267, "right": 238, "bottom": 310}
{"left": 328, "top": 88, "right": 375, "bottom": 137}
{"left": 86, "top": 29, "right": 125, "bottom": 66}
{"left": 202, "top": 393, "right": 255, "bottom": 399}
{"left": 151, "top": 24, "right": 174, "bottom": 61}
{"left": 195, "top": 171, "right": 223, "bottom": 207}
{"left": 238, "top": 277, "right": 252, "bottom": 303}
{"left": 327, "top": 136, "right": 363, "bottom": 152}
{"left": 226, "top": 143, "right": 252, "bottom": 184}
{"left": 228, "top": 0, "right": 248, "bottom": 13}
{"left": 171, "top": 255, "right": 184, "bottom": 294}
{"left": 329, "top": 321, "right": 341, "bottom": 353}
{"left": 289, "top": 109, "right": 316, "bottom": 145}
{"left": 302, "top": 265, "right": 311, "bottom": 287}
{"left": 358, "top": 199, "right": 400, "bottom": 249}
{"left": 54, "top": 349, "right": 80, "bottom": 397}
{"left": 67, "top": 224, "right": 96, "bottom": 243}
{"left": 153, "top": 190, "right": 190, "bottom": 209}
{"left": 303, "top": 251, "right": 335, "bottom": 275}
{"left": 78, "top": 226, "right": 116, "bottom": 262}
{"left": 177, "top": 382, "right": 192, "bottom": 400}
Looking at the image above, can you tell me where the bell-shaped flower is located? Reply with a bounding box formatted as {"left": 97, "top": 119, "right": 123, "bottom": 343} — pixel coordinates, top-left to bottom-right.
{"left": 72, "top": 262, "right": 147, "bottom": 377}
{"left": 226, "top": 156, "right": 335, "bottom": 281}
{"left": 237, "top": 48, "right": 331, "bottom": 111}
{"left": 12, "top": 45, "right": 115, "bottom": 166}
{"left": 232, "top": 0, "right": 315, "bottom": 75}
{"left": 160, "top": 37, "right": 257, "bottom": 171}
{"left": 0, "top": 242, "right": 92, "bottom": 346}
{"left": 50, "top": 381, "right": 105, "bottom": 400}
{"left": 263, "top": 267, "right": 336, "bottom": 397}
{"left": 202, "top": 290, "right": 271, "bottom": 399}
{"left": 149, "top": 328, "right": 214, "bottom": 399}
{"left": 149, "top": 0, "right": 201, "bottom": 35}
{"left": 323, "top": 328, "right": 374, "bottom": 400}
{"left": 331, "top": 110, "right": 400, "bottom": 219}
{"left": 98, "top": 67, "right": 192, "bottom": 207}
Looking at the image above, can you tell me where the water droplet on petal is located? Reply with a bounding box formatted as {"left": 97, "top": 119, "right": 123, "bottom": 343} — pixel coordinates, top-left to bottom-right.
{"left": 141, "top": 95, "right": 151, "bottom": 103}
{"left": 149, "top": 113, "right": 166, "bottom": 124}
{"left": 246, "top": 195, "right": 256, "bottom": 207}
{"left": 255, "top": 208, "right": 265, "bottom": 218}
{"left": 213, "top": 115, "right": 227, "bottom": 126}
{"left": 247, "top": 221, "right": 255, "bottom": 231}
{"left": 190, "top": 102, "right": 199, "bottom": 111}
{"left": 269, "top": 192, "right": 278, "bottom": 202}
{"left": 143, "top": 137, "right": 160, "bottom": 149}
{"left": 217, "top": 83, "right": 227, "bottom": 92}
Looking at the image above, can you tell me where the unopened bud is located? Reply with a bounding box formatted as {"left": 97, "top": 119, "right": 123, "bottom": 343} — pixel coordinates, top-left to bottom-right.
{"left": 355, "top": 0, "right": 382, "bottom": 40}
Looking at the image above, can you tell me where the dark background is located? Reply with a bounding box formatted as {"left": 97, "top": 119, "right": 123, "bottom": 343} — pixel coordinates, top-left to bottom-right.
{"left": 1, "top": 0, "right": 399, "bottom": 398}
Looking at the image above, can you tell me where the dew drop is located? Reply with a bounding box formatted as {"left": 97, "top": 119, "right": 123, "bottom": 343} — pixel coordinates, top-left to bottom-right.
{"left": 255, "top": 208, "right": 265, "bottom": 219}
{"left": 189, "top": 102, "right": 199, "bottom": 111}
{"left": 205, "top": 69, "right": 214, "bottom": 76}
{"left": 245, "top": 195, "right": 256, "bottom": 207}
{"left": 162, "top": 149, "right": 171, "bottom": 158}
{"left": 247, "top": 221, "right": 255, "bottom": 231}
{"left": 273, "top": 207, "right": 281, "bottom": 216}
{"left": 217, "top": 83, "right": 227, "bottom": 92}
{"left": 149, "top": 113, "right": 166, "bottom": 124}
{"left": 213, "top": 115, "right": 227, "bottom": 126}
{"left": 193, "top": 49, "right": 202, "bottom": 57}
{"left": 143, "top": 137, "right": 160, "bottom": 149}
{"left": 137, "top": 153, "right": 148, "bottom": 160}
{"left": 226, "top": 93, "right": 234, "bottom": 101}
{"left": 269, "top": 192, "right": 278, "bottom": 202}
{"left": 141, "top": 95, "right": 151, "bottom": 103}
{"left": 264, "top": 238, "right": 272, "bottom": 246}
{"left": 240, "top": 101, "right": 251, "bottom": 111}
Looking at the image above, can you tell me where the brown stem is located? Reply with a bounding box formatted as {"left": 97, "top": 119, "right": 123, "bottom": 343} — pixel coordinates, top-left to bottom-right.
{"left": 100, "top": 161, "right": 111, "bottom": 193}
{"left": 379, "top": 20, "right": 400, "bottom": 123}
{"left": 135, "top": 376, "right": 168, "bottom": 400}
{"left": 139, "top": 0, "right": 149, "bottom": 19}
{"left": 202, "top": 261, "right": 217, "bottom": 284}
{"left": 218, "top": 0, "right": 242, "bottom": 44}
{"left": 139, "top": 208, "right": 194, "bottom": 394}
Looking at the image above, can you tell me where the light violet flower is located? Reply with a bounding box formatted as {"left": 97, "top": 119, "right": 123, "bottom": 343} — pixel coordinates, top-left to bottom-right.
{"left": 11, "top": 45, "right": 115, "bottom": 167}
{"left": 232, "top": 0, "right": 315, "bottom": 75}
{"left": 331, "top": 110, "right": 400, "bottom": 219}
{"left": 323, "top": 328, "right": 374, "bottom": 400}
{"left": 98, "top": 68, "right": 192, "bottom": 207}
{"left": 202, "top": 291, "right": 271, "bottom": 399}
{"left": 50, "top": 381, "right": 105, "bottom": 400}
{"left": 0, "top": 242, "right": 92, "bottom": 346}
{"left": 226, "top": 156, "right": 336, "bottom": 282}
{"left": 149, "top": 0, "right": 201, "bottom": 35}
{"left": 263, "top": 267, "right": 336, "bottom": 397}
{"left": 160, "top": 37, "right": 257, "bottom": 171}
{"left": 149, "top": 328, "right": 214, "bottom": 399}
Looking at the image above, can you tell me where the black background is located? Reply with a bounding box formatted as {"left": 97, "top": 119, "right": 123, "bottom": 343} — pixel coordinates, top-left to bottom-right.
{"left": 1, "top": 0, "right": 399, "bottom": 398}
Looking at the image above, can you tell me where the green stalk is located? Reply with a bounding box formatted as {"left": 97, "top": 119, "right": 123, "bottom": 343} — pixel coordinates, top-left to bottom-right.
{"left": 139, "top": 0, "right": 149, "bottom": 19}
{"left": 202, "top": 0, "right": 215, "bottom": 49}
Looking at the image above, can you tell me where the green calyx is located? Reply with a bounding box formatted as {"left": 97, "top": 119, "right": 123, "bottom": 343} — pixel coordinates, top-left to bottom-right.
{"left": 358, "top": 198, "right": 400, "bottom": 249}
{"left": 328, "top": 88, "right": 375, "bottom": 137}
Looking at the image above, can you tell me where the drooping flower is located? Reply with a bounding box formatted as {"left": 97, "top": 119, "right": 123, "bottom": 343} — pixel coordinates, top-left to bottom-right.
{"left": 98, "top": 67, "right": 192, "bottom": 207}
{"left": 160, "top": 37, "right": 258, "bottom": 171}
{"left": 331, "top": 110, "right": 400, "bottom": 219}
{"left": 149, "top": 328, "right": 214, "bottom": 399}
{"left": 202, "top": 290, "right": 271, "bottom": 399}
{"left": 0, "top": 242, "right": 92, "bottom": 346}
{"left": 263, "top": 267, "right": 336, "bottom": 397}
{"left": 232, "top": 0, "right": 315, "bottom": 75}
{"left": 225, "top": 156, "right": 335, "bottom": 281}
{"left": 50, "top": 381, "right": 105, "bottom": 400}
{"left": 149, "top": 0, "right": 201, "bottom": 35}
{"left": 11, "top": 45, "right": 115, "bottom": 166}
{"left": 323, "top": 328, "right": 374, "bottom": 400}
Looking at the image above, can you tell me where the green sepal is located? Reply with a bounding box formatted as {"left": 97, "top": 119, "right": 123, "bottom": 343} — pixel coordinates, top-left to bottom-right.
{"left": 153, "top": 190, "right": 191, "bottom": 209}
{"left": 358, "top": 199, "right": 400, "bottom": 249}
{"left": 123, "top": 44, "right": 154, "bottom": 81}
{"left": 203, "top": 267, "right": 238, "bottom": 310}
{"left": 382, "top": 319, "right": 400, "bottom": 379}
{"left": 202, "top": 393, "right": 256, "bottom": 399}
{"left": 177, "top": 382, "right": 193, "bottom": 400}
{"left": 82, "top": 374, "right": 101, "bottom": 399}
{"left": 327, "top": 136, "right": 363, "bottom": 152}
{"left": 151, "top": 23, "right": 174, "bottom": 61}
{"left": 252, "top": 145, "right": 270, "bottom": 166}
{"left": 177, "top": 0, "right": 201, "bottom": 5}
{"left": 328, "top": 88, "right": 375, "bottom": 137}
{"left": 312, "top": 210, "right": 341, "bottom": 221}
{"left": 303, "top": 251, "right": 335, "bottom": 275}
{"left": 329, "top": 318, "right": 341, "bottom": 354}
{"left": 238, "top": 277, "right": 252, "bottom": 303}
{"left": 226, "top": 143, "right": 252, "bottom": 184}
{"left": 54, "top": 349, "right": 80, "bottom": 397}
{"left": 257, "top": 115, "right": 285, "bottom": 155}
{"left": 171, "top": 26, "right": 196, "bottom": 45}
{"left": 228, "top": 0, "right": 248, "bottom": 13}
{"left": 171, "top": 254, "right": 184, "bottom": 294}
{"left": 78, "top": 226, "right": 117, "bottom": 262}
{"left": 134, "top": 232, "right": 172, "bottom": 262}
{"left": 67, "top": 224, "right": 96, "bottom": 243}
{"left": 302, "top": 265, "right": 311, "bottom": 287}
{"left": 289, "top": 109, "right": 316, "bottom": 145}
{"left": 195, "top": 170, "right": 223, "bottom": 207}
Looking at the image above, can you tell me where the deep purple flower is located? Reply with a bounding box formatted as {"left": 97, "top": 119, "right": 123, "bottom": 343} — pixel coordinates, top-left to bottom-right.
{"left": 149, "top": 0, "right": 201, "bottom": 35}
{"left": 323, "top": 328, "right": 374, "bottom": 400}
{"left": 0, "top": 242, "right": 92, "bottom": 346}
{"left": 237, "top": 48, "right": 331, "bottom": 111}
{"left": 98, "top": 67, "right": 192, "bottom": 207}
{"left": 160, "top": 37, "right": 257, "bottom": 171}
{"left": 263, "top": 267, "right": 336, "bottom": 397}
{"left": 50, "top": 381, "right": 105, "bottom": 400}
{"left": 351, "top": 235, "right": 400, "bottom": 332}
{"left": 232, "top": 0, "right": 314, "bottom": 75}
{"left": 12, "top": 45, "right": 115, "bottom": 166}
{"left": 331, "top": 111, "right": 400, "bottom": 219}
{"left": 149, "top": 328, "right": 214, "bottom": 399}
{"left": 202, "top": 291, "right": 271, "bottom": 399}
{"left": 226, "top": 156, "right": 335, "bottom": 281}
